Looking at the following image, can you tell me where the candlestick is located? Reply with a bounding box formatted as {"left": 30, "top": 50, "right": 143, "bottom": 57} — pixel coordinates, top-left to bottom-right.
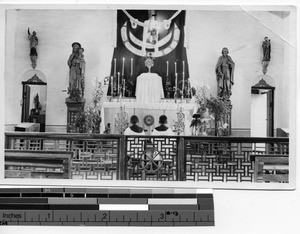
{"left": 122, "top": 57, "right": 125, "bottom": 75}
{"left": 187, "top": 80, "right": 190, "bottom": 98}
{"left": 175, "top": 73, "right": 178, "bottom": 99}
{"left": 175, "top": 62, "right": 177, "bottom": 74}
{"left": 167, "top": 61, "right": 169, "bottom": 77}
{"left": 182, "top": 72, "right": 185, "bottom": 97}
{"left": 123, "top": 78, "right": 125, "bottom": 97}
{"left": 111, "top": 76, "right": 114, "bottom": 96}
{"left": 130, "top": 58, "right": 133, "bottom": 75}
{"left": 114, "top": 58, "right": 116, "bottom": 77}
{"left": 117, "top": 72, "right": 120, "bottom": 95}
{"left": 183, "top": 60, "right": 185, "bottom": 74}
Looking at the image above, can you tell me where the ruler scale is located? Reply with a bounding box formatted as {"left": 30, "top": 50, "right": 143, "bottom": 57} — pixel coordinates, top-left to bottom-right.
{"left": 0, "top": 188, "right": 214, "bottom": 226}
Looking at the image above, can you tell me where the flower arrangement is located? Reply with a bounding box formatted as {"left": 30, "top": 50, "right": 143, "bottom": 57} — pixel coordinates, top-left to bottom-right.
{"left": 190, "top": 86, "right": 231, "bottom": 136}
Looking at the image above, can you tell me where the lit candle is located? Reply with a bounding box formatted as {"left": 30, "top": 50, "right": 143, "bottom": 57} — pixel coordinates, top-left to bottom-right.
{"left": 117, "top": 72, "right": 120, "bottom": 95}
{"left": 122, "top": 57, "right": 125, "bottom": 75}
{"left": 167, "top": 61, "right": 169, "bottom": 77}
{"left": 130, "top": 58, "right": 133, "bottom": 76}
{"left": 175, "top": 62, "right": 177, "bottom": 74}
{"left": 114, "top": 58, "right": 116, "bottom": 77}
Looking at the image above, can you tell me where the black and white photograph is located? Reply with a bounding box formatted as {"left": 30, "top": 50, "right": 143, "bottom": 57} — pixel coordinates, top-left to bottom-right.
{"left": 0, "top": 1, "right": 299, "bottom": 234}
{"left": 1, "top": 5, "right": 296, "bottom": 189}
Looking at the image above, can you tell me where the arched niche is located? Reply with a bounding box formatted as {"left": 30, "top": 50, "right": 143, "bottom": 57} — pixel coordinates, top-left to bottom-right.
{"left": 251, "top": 75, "right": 275, "bottom": 137}
{"left": 21, "top": 70, "right": 47, "bottom": 132}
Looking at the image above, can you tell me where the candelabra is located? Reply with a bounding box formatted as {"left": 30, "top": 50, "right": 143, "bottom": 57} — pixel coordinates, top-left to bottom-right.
{"left": 173, "top": 106, "right": 185, "bottom": 135}
{"left": 114, "top": 105, "right": 129, "bottom": 134}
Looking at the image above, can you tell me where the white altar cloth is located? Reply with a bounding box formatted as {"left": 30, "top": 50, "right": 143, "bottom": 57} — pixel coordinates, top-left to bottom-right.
{"left": 135, "top": 73, "right": 165, "bottom": 103}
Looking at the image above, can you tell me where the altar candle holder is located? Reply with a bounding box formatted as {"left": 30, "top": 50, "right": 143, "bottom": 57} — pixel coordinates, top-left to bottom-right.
{"left": 110, "top": 76, "right": 114, "bottom": 97}
{"left": 114, "top": 105, "right": 128, "bottom": 134}
{"left": 173, "top": 106, "right": 185, "bottom": 135}
{"left": 182, "top": 72, "right": 185, "bottom": 98}
{"left": 117, "top": 72, "right": 120, "bottom": 96}
{"left": 175, "top": 73, "right": 178, "bottom": 100}
{"left": 114, "top": 58, "right": 116, "bottom": 77}
{"left": 122, "top": 78, "right": 125, "bottom": 97}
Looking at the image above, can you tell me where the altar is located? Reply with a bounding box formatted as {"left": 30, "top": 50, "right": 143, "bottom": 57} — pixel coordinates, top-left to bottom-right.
{"left": 135, "top": 73, "right": 165, "bottom": 103}
{"left": 102, "top": 99, "right": 195, "bottom": 135}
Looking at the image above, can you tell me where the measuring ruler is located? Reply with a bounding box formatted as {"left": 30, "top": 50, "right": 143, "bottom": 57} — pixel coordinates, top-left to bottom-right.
{"left": 0, "top": 187, "right": 214, "bottom": 226}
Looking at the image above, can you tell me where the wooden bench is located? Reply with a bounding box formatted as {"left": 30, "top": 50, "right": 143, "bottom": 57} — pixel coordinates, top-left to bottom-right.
{"left": 5, "top": 150, "right": 73, "bottom": 179}
{"left": 250, "top": 154, "right": 289, "bottom": 183}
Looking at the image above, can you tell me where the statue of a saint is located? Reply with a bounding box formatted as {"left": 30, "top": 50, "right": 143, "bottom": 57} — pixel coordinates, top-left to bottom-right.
{"left": 215, "top": 47, "right": 235, "bottom": 97}
{"left": 262, "top": 37, "right": 271, "bottom": 61}
{"left": 28, "top": 28, "right": 38, "bottom": 69}
{"left": 67, "top": 42, "right": 85, "bottom": 99}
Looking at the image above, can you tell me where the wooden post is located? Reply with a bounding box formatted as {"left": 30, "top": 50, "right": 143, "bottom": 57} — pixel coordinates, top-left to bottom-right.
{"left": 117, "top": 135, "right": 126, "bottom": 180}
{"left": 177, "top": 137, "right": 186, "bottom": 181}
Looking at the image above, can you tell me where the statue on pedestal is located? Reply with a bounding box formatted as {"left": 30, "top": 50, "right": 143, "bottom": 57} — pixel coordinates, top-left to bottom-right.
{"left": 215, "top": 47, "right": 235, "bottom": 97}
{"left": 67, "top": 42, "right": 85, "bottom": 101}
{"left": 27, "top": 28, "right": 38, "bottom": 69}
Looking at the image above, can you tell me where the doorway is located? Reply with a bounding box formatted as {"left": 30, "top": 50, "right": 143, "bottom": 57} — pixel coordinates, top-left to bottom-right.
{"left": 251, "top": 79, "right": 274, "bottom": 137}
{"left": 21, "top": 74, "right": 47, "bottom": 132}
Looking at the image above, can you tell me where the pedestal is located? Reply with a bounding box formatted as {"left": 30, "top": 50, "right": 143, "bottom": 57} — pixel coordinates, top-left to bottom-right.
{"left": 65, "top": 98, "right": 85, "bottom": 132}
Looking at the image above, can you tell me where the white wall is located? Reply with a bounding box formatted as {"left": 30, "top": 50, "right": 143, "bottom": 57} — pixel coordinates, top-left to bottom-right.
{"left": 186, "top": 10, "right": 288, "bottom": 131}
{"left": 5, "top": 9, "right": 115, "bottom": 131}
{"left": 4, "top": 9, "right": 292, "bottom": 133}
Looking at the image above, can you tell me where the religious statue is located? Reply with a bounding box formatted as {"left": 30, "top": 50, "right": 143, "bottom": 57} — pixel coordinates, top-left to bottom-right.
{"left": 262, "top": 37, "right": 271, "bottom": 61}
{"left": 215, "top": 47, "right": 235, "bottom": 97}
{"left": 262, "top": 37, "right": 271, "bottom": 74}
{"left": 67, "top": 42, "right": 86, "bottom": 100}
{"left": 27, "top": 28, "right": 38, "bottom": 69}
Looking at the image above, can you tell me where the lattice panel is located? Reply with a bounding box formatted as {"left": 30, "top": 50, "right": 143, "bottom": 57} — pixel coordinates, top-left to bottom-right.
{"left": 185, "top": 140, "right": 289, "bottom": 182}
{"left": 8, "top": 138, "right": 119, "bottom": 180}
{"left": 126, "top": 137, "right": 178, "bottom": 181}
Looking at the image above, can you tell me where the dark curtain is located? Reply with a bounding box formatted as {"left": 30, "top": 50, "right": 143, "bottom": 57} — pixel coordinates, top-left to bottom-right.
{"left": 109, "top": 10, "right": 189, "bottom": 98}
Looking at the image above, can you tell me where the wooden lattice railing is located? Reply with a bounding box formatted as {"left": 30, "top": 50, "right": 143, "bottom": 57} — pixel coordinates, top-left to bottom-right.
{"left": 5, "top": 132, "right": 289, "bottom": 182}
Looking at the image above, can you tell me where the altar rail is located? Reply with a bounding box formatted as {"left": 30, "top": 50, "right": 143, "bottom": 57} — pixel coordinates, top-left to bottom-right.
{"left": 5, "top": 132, "right": 289, "bottom": 182}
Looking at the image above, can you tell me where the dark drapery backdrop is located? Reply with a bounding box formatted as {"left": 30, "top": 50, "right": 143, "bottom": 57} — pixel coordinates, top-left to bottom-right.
{"left": 109, "top": 10, "right": 189, "bottom": 98}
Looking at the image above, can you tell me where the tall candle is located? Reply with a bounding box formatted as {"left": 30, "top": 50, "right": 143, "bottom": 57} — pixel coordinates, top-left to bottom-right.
{"left": 167, "top": 61, "right": 169, "bottom": 77}
{"left": 114, "top": 58, "right": 116, "bottom": 77}
{"left": 117, "top": 72, "right": 120, "bottom": 95}
{"left": 183, "top": 60, "right": 185, "bottom": 73}
{"left": 175, "top": 62, "right": 177, "bottom": 74}
{"left": 130, "top": 58, "right": 133, "bottom": 75}
{"left": 122, "top": 57, "right": 125, "bottom": 75}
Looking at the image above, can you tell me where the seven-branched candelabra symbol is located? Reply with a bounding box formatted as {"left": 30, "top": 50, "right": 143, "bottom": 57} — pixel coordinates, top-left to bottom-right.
{"left": 173, "top": 106, "right": 185, "bottom": 135}
{"left": 114, "top": 105, "right": 129, "bottom": 134}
